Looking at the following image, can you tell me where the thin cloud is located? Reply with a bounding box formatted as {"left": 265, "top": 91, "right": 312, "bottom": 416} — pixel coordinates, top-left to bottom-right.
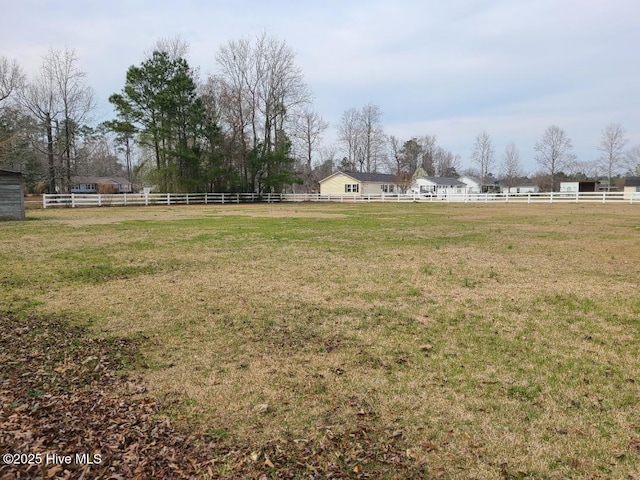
{"left": 1, "top": 0, "right": 638, "bottom": 173}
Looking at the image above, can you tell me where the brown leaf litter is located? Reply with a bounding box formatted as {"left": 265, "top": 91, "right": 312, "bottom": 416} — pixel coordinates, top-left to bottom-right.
{"left": 0, "top": 313, "right": 426, "bottom": 479}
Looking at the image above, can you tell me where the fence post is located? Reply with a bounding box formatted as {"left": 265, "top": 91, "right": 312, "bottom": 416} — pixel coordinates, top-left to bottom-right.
{"left": 186, "top": 194, "right": 190, "bottom": 205}
{"left": 71, "top": 193, "right": 76, "bottom": 208}
{"left": 237, "top": 193, "right": 240, "bottom": 204}
{"left": 528, "top": 193, "right": 531, "bottom": 204}
{"left": 602, "top": 192, "right": 606, "bottom": 204}
{"left": 145, "top": 193, "right": 149, "bottom": 206}
{"left": 124, "top": 193, "right": 127, "bottom": 206}
{"left": 549, "top": 192, "right": 553, "bottom": 203}
{"left": 97, "top": 194, "right": 102, "bottom": 207}
{"left": 167, "top": 193, "right": 171, "bottom": 205}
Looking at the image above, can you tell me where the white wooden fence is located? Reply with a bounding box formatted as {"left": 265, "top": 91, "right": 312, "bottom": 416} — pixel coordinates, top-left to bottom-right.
{"left": 42, "top": 191, "right": 640, "bottom": 208}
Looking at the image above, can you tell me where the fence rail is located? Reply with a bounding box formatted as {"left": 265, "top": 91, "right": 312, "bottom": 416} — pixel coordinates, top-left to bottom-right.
{"left": 42, "top": 191, "right": 640, "bottom": 208}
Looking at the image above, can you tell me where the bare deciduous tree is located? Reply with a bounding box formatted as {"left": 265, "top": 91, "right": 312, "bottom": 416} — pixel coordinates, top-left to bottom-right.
{"left": 534, "top": 125, "right": 576, "bottom": 191}
{"left": 214, "top": 33, "right": 310, "bottom": 192}
{"left": 625, "top": 144, "right": 640, "bottom": 175}
{"left": 471, "top": 131, "right": 494, "bottom": 191}
{"left": 148, "top": 35, "right": 190, "bottom": 61}
{"left": 338, "top": 107, "right": 360, "bottom": 171}
{"left": 19, "top": 48, "right": 94, "bottom": 193}
{"left": 500, "top": 142, "right": 522, "bottom": 188}
{"left": 338, "top": 103, "right": 386, "bottom": 173}
{"left": 0, "top": 57, "right": 24, "bottom": 104}
{"left": 386, "top": 136, "right": 414, "bottom": 191}
{"left": 570, "top": 160, "right": 599, "bottom": 179}
{"left": 19, "top": 58, "right": 62, "bottom": 193}
{"left": 47, "top": 47, "right": 95, "bottom": 192}
{"left": 433, "top": 147, "right": 461, "bottom": 177}
{"left": 597, "top": 123, "right": 627, "bottom": 191}
{"left": 359, "top": 103, "right": 386, "bottom": 173}
{"left": 292, "top": 108, "right": 328, "bottom": 192}
{"left": 388, "top": 135, "right": 402, "bottom": 175}
{"left": 418, "top": 135, "right": 437, "bottom": 175}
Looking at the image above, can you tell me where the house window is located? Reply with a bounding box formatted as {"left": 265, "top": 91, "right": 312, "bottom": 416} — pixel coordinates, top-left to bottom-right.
{"left": 345, "top": 184, "right": 359, "bottom": 193}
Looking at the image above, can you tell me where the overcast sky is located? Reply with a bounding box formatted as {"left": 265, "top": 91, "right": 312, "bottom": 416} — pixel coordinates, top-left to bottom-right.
{"left": 2, "top": 0, "right": 639, "bottom": 174}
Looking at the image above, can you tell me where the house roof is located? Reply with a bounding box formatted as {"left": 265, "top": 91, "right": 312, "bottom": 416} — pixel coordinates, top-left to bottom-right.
{"left": 458, "top": 175, "right": 480, "bottom": 184}
{"left": 321, "top": 171, "right": 398, "bottom": 183}
{"left": 418, "top": 176, "right": 467, "bottom": 187}
{"left": 625, "top": 176, "right": 640, "bottom": 187}
{"left": 72, "top": 176, "right": 131, "bottom": 185}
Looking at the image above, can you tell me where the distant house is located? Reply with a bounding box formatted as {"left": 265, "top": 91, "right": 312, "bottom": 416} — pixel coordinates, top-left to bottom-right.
{"left": 319, "top": 171, "right": 400, "bottom": 196}
{"left": 501, "top": 184, "right": 540, "bottom": 194}
{"left": 0, "top": 169, "right": 25, "bottom": 220}
{"left": 458, "top": 176, "right": 481, "bottom": 193}
{"left": 623, "top": 177, "right": 640, "bottom": 198}
{"left": 410, "top": 177, "right": 467, "bottom": 196}
{"left": 71, "top": 176, "right": 133, "bottom": 194}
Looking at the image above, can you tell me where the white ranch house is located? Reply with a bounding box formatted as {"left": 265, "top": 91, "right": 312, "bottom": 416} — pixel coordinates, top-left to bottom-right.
{"left": 410, "top": 177, "right": 467, "bottom": 196}
{"left": 71, "top": 176, "right": 133, "bottom": 194}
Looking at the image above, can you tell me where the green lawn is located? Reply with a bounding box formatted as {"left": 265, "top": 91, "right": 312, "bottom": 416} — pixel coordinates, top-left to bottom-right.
{"left": 2, "top": 203, "right": 639, "bottom": 478}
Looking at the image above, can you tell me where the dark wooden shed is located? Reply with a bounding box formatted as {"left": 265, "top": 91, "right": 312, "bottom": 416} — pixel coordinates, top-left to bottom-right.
{"left": 0, "top": 169, "right": 25, "bottom": 220}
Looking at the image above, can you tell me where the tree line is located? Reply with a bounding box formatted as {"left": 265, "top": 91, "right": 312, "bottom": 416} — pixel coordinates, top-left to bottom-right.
{"left": 1, "top": 35, "right": 639, "bottom": 194}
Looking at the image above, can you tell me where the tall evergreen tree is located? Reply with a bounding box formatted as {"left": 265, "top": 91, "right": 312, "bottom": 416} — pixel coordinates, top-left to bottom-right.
{"left": 110, "top": 51, "right": 214, "bottom": 192}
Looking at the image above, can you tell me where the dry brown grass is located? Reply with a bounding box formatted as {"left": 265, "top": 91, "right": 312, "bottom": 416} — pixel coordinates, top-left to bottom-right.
{"left": 2, "top": 203, "right": 639, "bottom": 478}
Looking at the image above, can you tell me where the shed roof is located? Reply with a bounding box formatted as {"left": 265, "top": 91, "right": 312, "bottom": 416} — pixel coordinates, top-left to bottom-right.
{"left": 624, "top": 176, "right": 640, "bottom": 187}
{"left": 0, "top": 169, "right": 22, "bottom": 176}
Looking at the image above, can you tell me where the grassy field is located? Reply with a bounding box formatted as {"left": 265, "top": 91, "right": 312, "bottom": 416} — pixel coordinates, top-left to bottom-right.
{"left": 1, "top": 203, "right": 639, "bottom": 478}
